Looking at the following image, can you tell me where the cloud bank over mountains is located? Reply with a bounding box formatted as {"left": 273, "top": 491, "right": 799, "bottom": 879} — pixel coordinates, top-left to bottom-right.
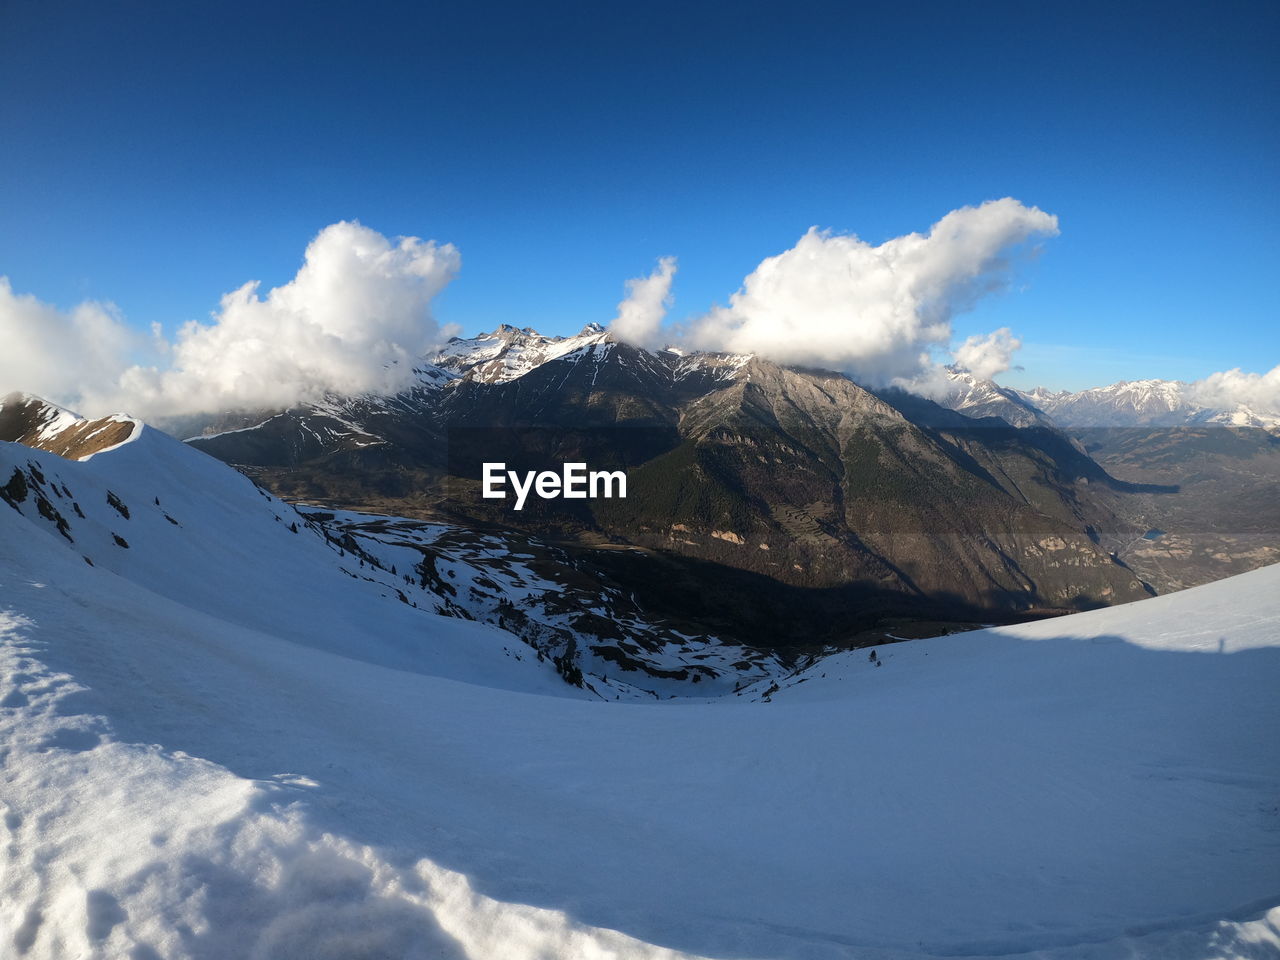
{"left": 684, "top": 198, "right": 1057, "bottom": 388}
{"left": 0, "top": 221, "right": 459, "bottom": 419}
{"left": 1, "top": 205, "right": 1275, "bottom": 421}
{"left": 1188, "top": 365, "right": 1280, "bottom": 417}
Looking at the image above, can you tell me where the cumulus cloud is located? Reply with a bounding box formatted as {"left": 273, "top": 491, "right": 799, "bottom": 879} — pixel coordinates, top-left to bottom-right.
{"left": 0, "top": 279, "right": 144, "bottom": 409}
{"left": 684, "top": 198, "right": 1058, "bottom": 386}
{"left": 952, "top": 327, "right": 1023, "bottom": 381}
{"left": 608, "top": 256, "right": 677, "bottom": 349}
{"left": 1188, "top": 365, "right": 1280, "bottom": 415}
{"left": 0, "top": 221, "right": 460, "bottom": 419}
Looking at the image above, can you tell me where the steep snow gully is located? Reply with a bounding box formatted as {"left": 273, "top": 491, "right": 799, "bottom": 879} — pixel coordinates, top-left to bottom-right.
{"left": 1, "top": 421, "right": 1278, "bottom": 959}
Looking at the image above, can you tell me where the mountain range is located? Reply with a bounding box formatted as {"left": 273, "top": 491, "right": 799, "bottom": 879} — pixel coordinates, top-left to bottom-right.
{"left": 156, "top": 325, "right": 1278, "bottom": 639}
{"left": 943, "top": 368, "right": 1280, "bottom": 430}
{"left": 1020, "top": 379, "right": 1280, "bottom": 429}
{"left": 175, "top": 327, "right": 1171, "bottom": 643}
{"left": 2, "top": 385, "right": 1277, "bottom": 959}
{"left": 9, "top": 324, "right": 1274, "bottom": 649}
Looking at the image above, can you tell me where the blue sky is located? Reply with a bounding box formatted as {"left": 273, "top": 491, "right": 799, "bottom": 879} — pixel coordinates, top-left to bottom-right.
{"left": 1, "top": 0, "right": 1276, "bottom": 391}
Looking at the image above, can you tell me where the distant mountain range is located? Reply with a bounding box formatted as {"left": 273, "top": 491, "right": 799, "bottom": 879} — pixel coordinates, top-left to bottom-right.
{"left": 944, "top": 369, "right": 1280, "bottom": 429}
{"left": 940, "top": 367, "right": 1280, "bottom": 594}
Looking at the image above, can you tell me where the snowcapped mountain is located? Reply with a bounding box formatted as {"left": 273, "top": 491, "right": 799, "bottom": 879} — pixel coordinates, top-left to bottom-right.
{"left": 939, "top": 368, "right": 1057, "bottom": 428}
{"left": 2, "top": 403, "right": 1278, "bottom": 959}
{"left": 165, "top": 333, "right": 1280, "bottom": 614}
{"left": 922, "top": 374, "right": 1280, "bottom": 595}
{"left": 428, "top": 321, "right": 754, "bottom": 391}
{"left": 1020, "top": 378, "right": 1280, "bottom": 429}
{"left": 938, "top": 373, "right": 1280, "bottom": 431}
{"left": 430, "top": 321, "right": 613, "bottom": 383}
{"left": 184, "top": 337, "right": 1156, "bottom": 627}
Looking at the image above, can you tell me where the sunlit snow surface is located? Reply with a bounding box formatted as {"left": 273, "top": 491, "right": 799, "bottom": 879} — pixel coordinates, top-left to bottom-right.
{"left": 1, "top": 427, "right": 1279, "bottom": 959}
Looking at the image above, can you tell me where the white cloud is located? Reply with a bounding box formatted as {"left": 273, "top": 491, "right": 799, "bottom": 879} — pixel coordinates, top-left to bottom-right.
{"left": 608, "top": 256, "right": 676, "bottom": 349}
{"left": 952, "top": 327, "right": 1023, "bottom": 381}
{"left": 1188, "top": 365, "right": 1280, "bottom": 414}
{"left": 684, "top": 198, "right": 1058, "bottom": 386}
{"left": 0, "top": 221, "right": 460, "bottom": 419}
{"left": 0, "top": 279, "right": 143, "bottom": 411}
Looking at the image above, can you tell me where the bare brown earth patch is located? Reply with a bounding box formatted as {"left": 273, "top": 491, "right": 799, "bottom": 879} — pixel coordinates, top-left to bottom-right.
{"left": 0, "top": 394, "right": 137, "bottom": 460}
{"left": 28, "top": 418, "right": 137, "bottom": 460}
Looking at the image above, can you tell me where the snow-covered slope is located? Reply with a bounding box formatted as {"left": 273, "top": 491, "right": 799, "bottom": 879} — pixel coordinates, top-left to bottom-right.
{"left": 322, "top": 508, "right": 791, "bottom": 700}
{"left": 3, "top": 416, "right": 1279, "bottom": 957}
{"left": 0, "top": 421, "right": 569, "bottom": 695}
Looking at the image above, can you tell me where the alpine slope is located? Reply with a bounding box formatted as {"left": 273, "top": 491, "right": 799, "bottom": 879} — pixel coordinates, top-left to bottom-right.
{"left": 1, "top": 401, "right": 1278, "bottom": 960}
